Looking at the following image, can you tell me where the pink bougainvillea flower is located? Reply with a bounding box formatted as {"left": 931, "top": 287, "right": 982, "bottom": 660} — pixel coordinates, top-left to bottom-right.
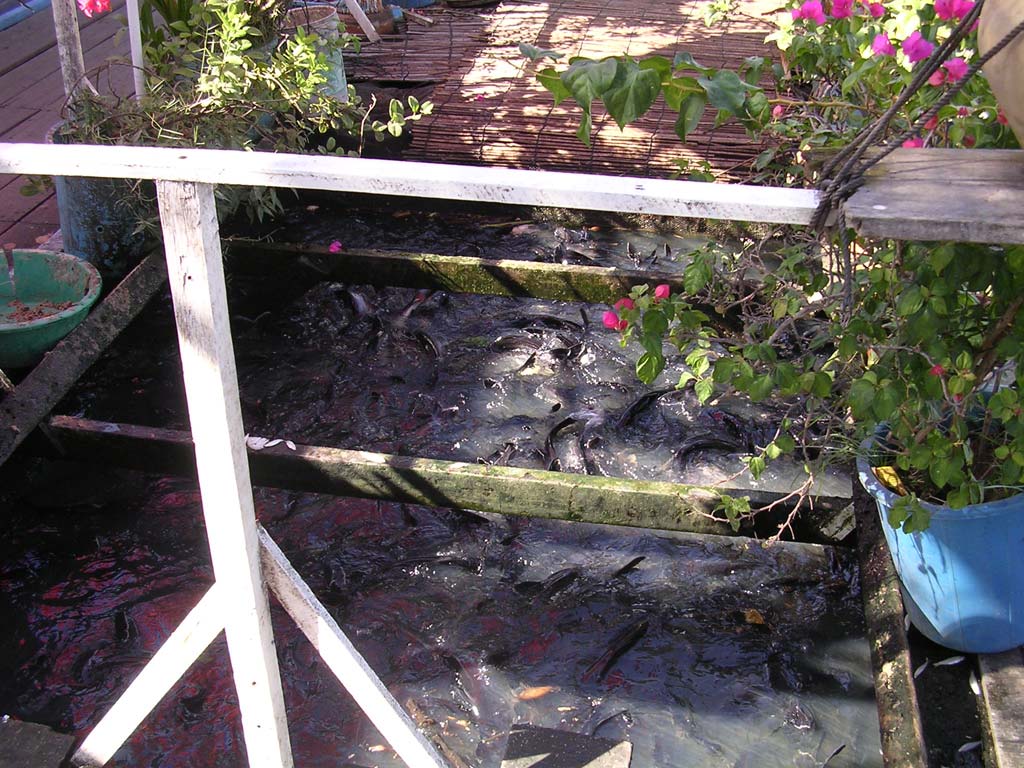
{"left": 654, "top": 284, "right": 671, "bottom": 301}
{"left": 831, "top": 0, "right": 854, "bottom": 18}
{"left": 902, "top": 137, "right": 924, "bottom": 148}
{"left": 935, "top": 0, "right": 973, "bottom": 20}
{"left": 602, "top": 311, "right": 628, "bottom": 331}
{"left": 328, "top": 240, "right": 343, "bottom": 253}
{"left": 613, "top": 297, "right": 635, "bottom": 312}
{"left": 772, "top": 104, "right": 787, "bottom": 119}
{"left": 902, "top": 31, "right": 935, "bottom": 63}
{"left": 942, "top": 57, "right": 968, "bottom": 81}
{"left": 930, "top": 364, "right": 945, "bottom": 376}
{"left": 998, "top": 109, "right": 1009, "bottom": 125}
{"left": 871, "top": 33, "right": 896, "bottom": 56}
{"left": 924, "top": 114, "right": 939, "bottom": 131}
{"left": 957, "top": 106, "right": 970, "bottom": 117}
{"left": 792, "top": 0, "right": 827, "bottom": 24}
{"left": 78, "top": 0, "right": 110, "bottom": 16}
{"left": 962, "top": 134, "right": 976, "bottom": 147}
{"left": 865, "top": 1, "right": 885, "bottom": 17}
{"left": 928, "top": 69, "right": 947, "bottom": 86}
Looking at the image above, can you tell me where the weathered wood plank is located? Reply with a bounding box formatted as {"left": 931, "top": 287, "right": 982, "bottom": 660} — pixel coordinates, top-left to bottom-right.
{"left": 258, "top": 528, "right": 447, "bottom": 768}
{"left": 156, "top": 179, "right": 293, "bottom": 767}
{"left": 853, "top": 484, "right": 927, "bottom": 768}
{"left": 42, "top": 416, "right": 855, "bottom": 536}
{"left": 0, "top": 251, "right": 166, "bottom": 468}
{"left": 71, "top": 585, "right": 225, "bottom": 768}
{"left": 50, "top": 0, "right": 87, "bottom": 105}
{"left": 0, "top": 143, "right": 821, "bottom": 224}
{"left": 979, "top": 647, "right": 1024, "bottom": 768}
{"left": 230, "top": 240, "right": 710, "bottom": 305}
{"left": 844, "top": 148, "right": 1024, "bottom": 245}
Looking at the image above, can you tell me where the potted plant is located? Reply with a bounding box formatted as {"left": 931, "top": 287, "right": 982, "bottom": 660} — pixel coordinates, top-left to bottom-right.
{"left": 527, "top": 0, "right": 1024, "bottom": 652}
{"left": 44, "top": 0, "right": 431, "bottom": 281}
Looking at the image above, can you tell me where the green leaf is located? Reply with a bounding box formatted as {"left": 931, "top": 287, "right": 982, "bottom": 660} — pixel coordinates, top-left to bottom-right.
{"left": 697, "top": 70, "right": 748, "bottom": 115}
{"left": 603, "top": 61, "right": 661, "bottom": 128}
{"left": 562, "top": 58, "right": 618, "bottom": 112}
{"left": 537, "top": 67, "right": 571, "bottom": 105}
{"left": 749, "top": 374, "right": 774, "bottom": 402}
{"left": 746, "top": 455, "right": 766, "bottom": 479}
{"left": 576, "top": 110, "right": 593, "bottom": 147}
{"left": 872, "top": 385, "right": 901, "bottom": 421}
{"left": 642, "top": 309, "right": 668, "bottom": 338}
{"left": 896, "top": 286, "right": 923, "bottom": 317}
{"left": 519, "top": 42, "right": 563, "bottom": 61}
{"left": 673, "top": 51, "right": 710, "bottom": 73}
{"left": 930, "top": 243, "right": 956, "bottom": 275}
{"left": 636, "top": 351, "right": 665, "bottom": 384}
{"left": 662, "top": 76, "right": 700, "bottom": 111}
{"left": 695, "top": 377, "right": 714, "bottom": 403}
{"left": 849, "top": 378, "right": 876, "bottom": 418}
{"left": 675, "top": 92, "right": 706, "bottom": 141}
{"left": 638, "top": 55, "right": 672, "bottom": 80}
{"left": 712, "top": 357, "right": 736, "bottom": 383}
{"left": 811, "top": 372, "right": 832, "bottom": 398}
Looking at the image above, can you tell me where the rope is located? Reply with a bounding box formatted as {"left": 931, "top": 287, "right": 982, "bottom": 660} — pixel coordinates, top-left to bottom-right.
{"left": 810, "top": 0, "right": 1024, "bottom": 231}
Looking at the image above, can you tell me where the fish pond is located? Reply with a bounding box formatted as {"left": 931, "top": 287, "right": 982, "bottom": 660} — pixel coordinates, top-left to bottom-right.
{"left": 0, "top": 202, "right": 881, "bottom": 766}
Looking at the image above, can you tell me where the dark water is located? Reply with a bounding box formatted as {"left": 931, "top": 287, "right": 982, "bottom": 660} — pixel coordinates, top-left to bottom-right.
{"left": 0, "top": 205, "right": 880, "bottom": 766}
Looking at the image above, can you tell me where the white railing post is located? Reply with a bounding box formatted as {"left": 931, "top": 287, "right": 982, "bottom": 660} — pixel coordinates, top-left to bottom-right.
{"left": 125, "top": 0, "right": 147, "bottom": 99}
{"left": 156, "top": 179, "right": 293, "bottom": 768}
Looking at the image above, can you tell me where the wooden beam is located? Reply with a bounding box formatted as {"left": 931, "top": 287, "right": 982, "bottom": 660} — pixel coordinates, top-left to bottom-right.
{"left": 979, "top": 647, "right": 1024, "bottom": 768}
{"left": 228, "top": 240, "right": 715, "bottom": 305}
{"left": 43, "top": 415, "right": 855, "bottom": 536}
{"left": 0, "top": 143, "right": 821, "bottom": 225}
{"left": 70, "top": 585, "right": 225, "bottom": 768}
{"left": 0, "top": 251, "right": 167, "bottom": 469}
{"left": 852, "top": 484, "right": 927, "bottom": 768}
{"left": 156, "top": 180, "right": 293, "bottom": 767}
{"left": 844, "top": 148, "right": 1024, "bottom": 245}
{"left": 339, "top": 0, "right": 382, "bottom": 42}
{"left": 49, "top": 0, "right": 86, "bottom": 104}
{"left": 258, "top": 528, "right": 447, "bottom": 768}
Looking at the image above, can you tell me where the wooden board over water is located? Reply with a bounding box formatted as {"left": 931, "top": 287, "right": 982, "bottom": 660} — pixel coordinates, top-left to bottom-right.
{"left": 844, "top": 148, "right": 1024, "bottom": 245}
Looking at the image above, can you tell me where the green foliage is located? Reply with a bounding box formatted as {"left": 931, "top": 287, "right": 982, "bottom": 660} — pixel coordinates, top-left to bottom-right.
{"left": 62, "top": 0, "right": 432, "bottom": 226}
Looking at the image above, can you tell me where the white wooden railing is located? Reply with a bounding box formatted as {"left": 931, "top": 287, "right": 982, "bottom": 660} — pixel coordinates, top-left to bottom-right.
{"left": 0, "top": 142, "right": 820, "bottom": 768}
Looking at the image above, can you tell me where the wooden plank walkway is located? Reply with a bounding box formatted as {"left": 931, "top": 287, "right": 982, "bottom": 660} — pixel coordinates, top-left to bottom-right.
{"left": 346, "top": 0, "right": 780, "bottom": 180}
{"left": 0, "top": 0, "right": 128, "bottom": 248}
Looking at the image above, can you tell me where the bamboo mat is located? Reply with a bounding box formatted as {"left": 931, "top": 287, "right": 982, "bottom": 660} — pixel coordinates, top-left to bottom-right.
{"left": 345, "top": 0, "right": 780, "bottom": 179}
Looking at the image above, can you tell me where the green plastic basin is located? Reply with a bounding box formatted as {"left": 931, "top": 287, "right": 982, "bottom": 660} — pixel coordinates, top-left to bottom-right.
{"left": 0, "top": 249, "right": 102, "bottom": 369}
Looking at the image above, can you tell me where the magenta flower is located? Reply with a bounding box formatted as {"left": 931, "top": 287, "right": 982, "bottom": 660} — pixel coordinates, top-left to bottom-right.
{"left": 902, "top": 31, "right": 935, "bottom": 63}
{"left": 942, "top": 57, "right": 968, "bottom": 81}
{"left": 613, "top": 297, "right": 635, "bottom": 312}
{"left": 328, "top": 240, "right": 343, "bottom": 253}
{"left": 902, "top": 137, "right": 924, "bottom": 148}
{"left": 924, "top": 114, "right": 939, "bottom": 131}
{"left": 77, "top": 0, "right": 110, "bottom": 16}
{"left": 928, "top": 69, "right": 946, "bottom": 87}
{"left": 957, "top": 106, "right": 970, "bottom": 117}
{"left": 935, "top": 0, "right": 973, "bottom": 20}
{"left": 998, "top": 109, "right": 1009, "bottom": 125}
{"left": 654, "top": 284, "right": 671, "bottom": 301}
{"left": 792, "top": 0, "right": 827, "bottom": 24}
{"left": 602, "top": 311, "right": 628, "bottom": 331}
{"left": 832, "top": 0, "right": 854, "bottom": 18}
{"left": 871, "top": 33, "right": 896, "bottom": 56}
{"left": 865, "top": 1, "right": 885, "bottom": 17}
{"left": 772, "top": 104, "right": 787, "bottom": 119}
{"left": 929, "top": 364, "right": 945, "bottom": 376}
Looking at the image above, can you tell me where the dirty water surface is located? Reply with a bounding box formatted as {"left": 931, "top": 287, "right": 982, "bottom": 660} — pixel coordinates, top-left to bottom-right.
{"left": 0, "top": 203, "right": 881, "bottom": 766}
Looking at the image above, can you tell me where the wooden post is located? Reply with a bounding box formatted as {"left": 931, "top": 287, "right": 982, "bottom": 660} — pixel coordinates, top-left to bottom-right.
{"left": 125, "top": 0, "right": 146, "bottom": 100}
{"left": 340, "top": 0, "right": 382, "bottom": 43}
{"left": 71, "top": 586, "right": 226, "bottom": 768}
{"left": 259, "top": 529, "right": 447, "bottom": 768}
{"left": 156, "top": 180, "right": 293, "bottom": 768}
{"left": 50, "top": 0, "right": 87, "bottom": 105}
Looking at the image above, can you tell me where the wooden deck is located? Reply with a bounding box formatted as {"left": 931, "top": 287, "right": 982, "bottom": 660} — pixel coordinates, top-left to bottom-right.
{"left": 345, "top": 0, "right": 779, "bottom": 178}
{"left": 0, "top": 0, "right": 128, "bottom": 248}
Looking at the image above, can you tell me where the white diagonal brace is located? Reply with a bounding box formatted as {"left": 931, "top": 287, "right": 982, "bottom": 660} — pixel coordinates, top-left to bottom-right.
{"left": 258, "top": 527, "right": 447, "bottom": 768}
{"left": 157, "top": 179, "right": 293, "bottom": 768}
{"left": 71, "top": 585, "right": 225, "bottom": 768}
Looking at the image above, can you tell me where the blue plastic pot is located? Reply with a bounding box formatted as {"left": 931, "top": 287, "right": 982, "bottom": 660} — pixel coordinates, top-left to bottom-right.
{"left": 857, "top": 446, "right": 1024, "bottom": 653}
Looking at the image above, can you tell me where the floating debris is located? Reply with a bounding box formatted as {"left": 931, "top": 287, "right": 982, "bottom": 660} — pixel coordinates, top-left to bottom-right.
{"left": 583, "top": 619, "right": 649, "bottom": 682}
{"left": 517, "top": 686, "right": 558, "bottom": 701}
